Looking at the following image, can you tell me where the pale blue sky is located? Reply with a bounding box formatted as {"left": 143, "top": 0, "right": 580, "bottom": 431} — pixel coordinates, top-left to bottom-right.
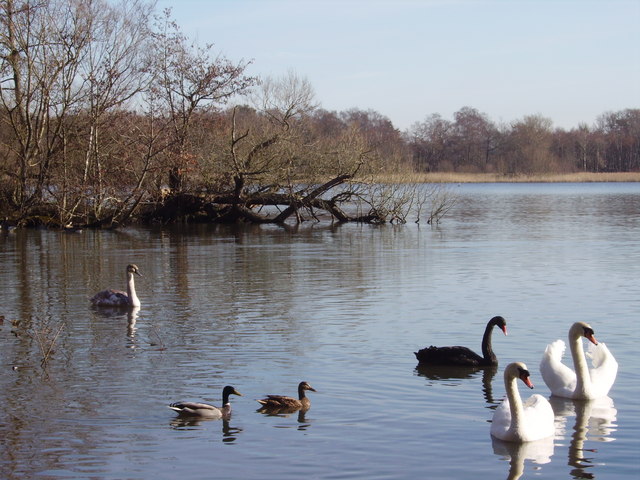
{"left": 155, "top": 0, "right": 640, "bottom": 130}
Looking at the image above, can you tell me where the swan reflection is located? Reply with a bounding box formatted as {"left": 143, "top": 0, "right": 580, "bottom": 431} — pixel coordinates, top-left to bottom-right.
{"left": 90, "top": 305, "right": 131, "bottom": 318}
{"left": 415, "top": 364, "right": 498, "bottom": 404}
{"left": 492, "top": 435, "right": 554, "bottom": 480}
{"left": 127, "top": 306, "right": 140, "bottom": 338}
{"left": 90, "top": 305, "right": 140, "bottom": 341}
{"left": 550, "top": 396, "right": 617, "bottom": 479}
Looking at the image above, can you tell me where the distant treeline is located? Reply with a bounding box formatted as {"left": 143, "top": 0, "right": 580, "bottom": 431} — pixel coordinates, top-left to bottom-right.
{"left": 405, "top": 107, "right": 640, "bottom": 175}
{"left": 1, "top": 0, "right": 638, "bottom": 227}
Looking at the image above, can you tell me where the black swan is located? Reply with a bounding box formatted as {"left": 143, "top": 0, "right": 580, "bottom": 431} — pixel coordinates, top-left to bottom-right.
{"left": 414, "top": 315, "right": 507, "bottom": 366}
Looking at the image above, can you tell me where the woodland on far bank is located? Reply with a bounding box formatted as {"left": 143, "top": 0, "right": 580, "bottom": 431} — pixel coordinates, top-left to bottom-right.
{"left": 1, "top": 0, "right": 639, "bottom": 229}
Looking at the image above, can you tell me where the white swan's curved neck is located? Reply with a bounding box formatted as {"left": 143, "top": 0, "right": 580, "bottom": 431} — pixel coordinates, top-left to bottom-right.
{"left": 570, "top": 334, "right": 591, "bottom": 397}
{"left": 506, "top": 375, "right": 524, "bottom": 433}
{"left": 127, "top": 272, "right": 141, "bottom": 307}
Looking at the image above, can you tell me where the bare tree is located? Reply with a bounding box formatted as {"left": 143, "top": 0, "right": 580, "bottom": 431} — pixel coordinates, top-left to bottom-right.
{"left": 208, "top": 71, "right": 356, "bottom": 223}
{"left": 71, "top": 0, "right": 153, "bottom": 224}
{"left": 451, "top": 107, "right": 497, "bottom": 172}
{"left": 499, "top": 114, "right": 555, "bottom": 174}
{"left": 0, "top": 0, "right": 156, "bottom": 226}
{"left": 170, "top": 73, "right": 433, "bottom": 225}
{"left": 150, "top": 9, "right": 256, "bottom": 193}
{"left": 0, "top": 0, "right": 89, "bottom": 216}
{"left": 596, "top": 109, "right": 640, "bottom": 172}
{"left": 407, "top": 114, "right": 452, "bottom": 172}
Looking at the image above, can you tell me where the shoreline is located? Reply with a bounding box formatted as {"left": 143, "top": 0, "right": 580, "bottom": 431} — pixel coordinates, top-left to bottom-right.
{"left": 377, "top": 172, "right": 640, "bottom": 183}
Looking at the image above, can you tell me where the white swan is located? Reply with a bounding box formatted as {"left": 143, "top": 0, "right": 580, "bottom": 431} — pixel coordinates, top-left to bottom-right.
{"left": 491, "top": 362, "right": 555, "bottom": 443}
{"left": 540, "top": 322, "right": 617, "bottom": 399}
{"left": 90, "top": 264, "right": 142, "bottom": 308}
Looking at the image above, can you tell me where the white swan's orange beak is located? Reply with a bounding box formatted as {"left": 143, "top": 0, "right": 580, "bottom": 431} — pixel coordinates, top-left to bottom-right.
{"left": 586, "top": 333, "right": 598, "bottom": 345}
{"left": 520, "top": 375, "right": 534, "bottom": 389}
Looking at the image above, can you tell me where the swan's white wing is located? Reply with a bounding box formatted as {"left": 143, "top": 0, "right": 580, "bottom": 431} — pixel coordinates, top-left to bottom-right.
{"left": 540, "top": 340, "right": 577, "bottom": 397}
{"left": 491, "top": 394, "right": 555, "bottom": 442}
{"left": 523, "top": 394, "right": 555, "bottom": 428}
{"left": 490, "top": 398, "right": 512, "bottom": 440}
{"left": 521, "top": 394, "right": 555, "bottom": 442}
{"left": 587, "top": 342, "right": 618, "bottom": 398}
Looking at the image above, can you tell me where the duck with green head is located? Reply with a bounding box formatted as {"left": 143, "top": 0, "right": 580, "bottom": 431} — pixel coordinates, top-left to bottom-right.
{"left": 169, "top": 385, "right": 242, "bottom": 418}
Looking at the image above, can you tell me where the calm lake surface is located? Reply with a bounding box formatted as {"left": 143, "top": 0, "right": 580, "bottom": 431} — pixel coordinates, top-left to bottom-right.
{"left": 1, "top": 183, "right": 638, "bottom": 480}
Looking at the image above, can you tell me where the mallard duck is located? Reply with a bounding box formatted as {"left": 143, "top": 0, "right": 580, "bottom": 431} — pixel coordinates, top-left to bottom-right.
{"left": 91, "top": 264, "right": 142, "bottom": 308}
{"left": 257, "top": 381, "right": 316, "bottom": 412}
{"left": 169, "top": 385, "right": 242, "bottom": 418}
{"left": 414, "top": 315, "right": 507, "bottom": 366}
{"left": 540, "top": 321, "right": 617, "bottom": 399}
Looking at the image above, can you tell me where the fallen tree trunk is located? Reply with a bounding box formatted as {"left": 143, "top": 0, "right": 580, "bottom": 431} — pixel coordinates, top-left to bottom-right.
{"left": 140, "top": 173, "right": 393, "bottom": 225}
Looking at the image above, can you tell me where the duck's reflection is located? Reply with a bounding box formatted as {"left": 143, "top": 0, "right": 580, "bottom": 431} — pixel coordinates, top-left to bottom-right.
{"left": 257, "top": 406, "right": 312, "bottom": 431}
{"left": 221, "top": 419, "right": 243, "bottom": 443}
{"left": 415, "top": 364, "right": 498, "bottom": 404}
{"left": 170, "top": 417, "right": 243, "bottom": 442}
{"left": 492, "top": 435, "right": 554, "bottom": 480}
{"left": 550, "top": 396, "right": 617, "bottom": 479}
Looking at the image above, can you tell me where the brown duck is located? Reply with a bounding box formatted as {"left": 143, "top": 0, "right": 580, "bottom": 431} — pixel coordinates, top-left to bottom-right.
{"left": 257, "top": 381, "right": 316, "bottom": 413}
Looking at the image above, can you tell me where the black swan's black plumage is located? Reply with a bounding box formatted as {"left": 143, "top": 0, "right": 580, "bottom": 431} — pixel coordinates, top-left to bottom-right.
{"left": 414, "top": 316, "right": 507, "bottom": 367}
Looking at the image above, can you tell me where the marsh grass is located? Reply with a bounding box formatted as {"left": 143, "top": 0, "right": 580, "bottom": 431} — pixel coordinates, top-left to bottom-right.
{"left": 149, "top": 325, "right": 167, "bottom": 351}
{"left": 9, "top": 316, "right": 66, "bottom": 369}
{"left": 34, "top": 321, "right": 65, "bottom": 368}
{"left": 374, "top": 171, "right": 640, "bottom": 184}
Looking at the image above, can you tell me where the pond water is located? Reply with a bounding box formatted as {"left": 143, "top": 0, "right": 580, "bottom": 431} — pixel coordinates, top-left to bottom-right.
{"left": 0, "top": 183, "right": 638, "bottom": 480}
